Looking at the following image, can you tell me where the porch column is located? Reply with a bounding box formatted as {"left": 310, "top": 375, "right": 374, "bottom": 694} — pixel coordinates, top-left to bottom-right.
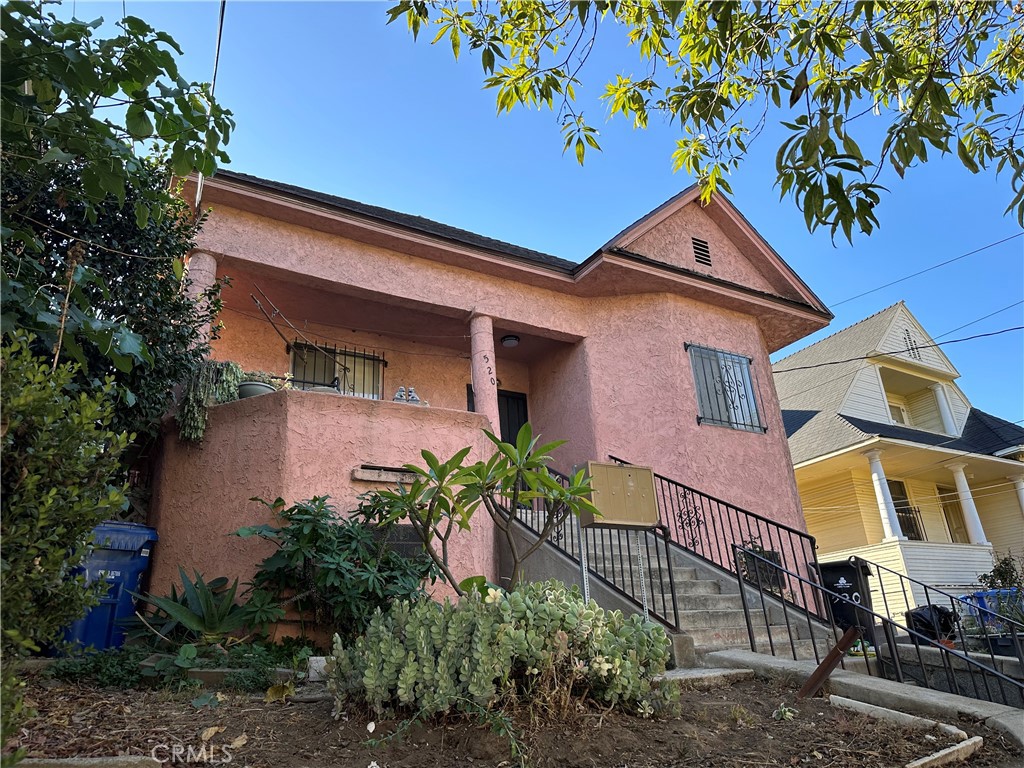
{"left": 929, "top": 383, "right": 957, "bottom": 435}
{"left": 863, "top": 449, "right": 905, "bottom": 541}
{"left": 185, "top": 251, "right": 219, "bottom": 345}
{"left": 469, "top": 313, "right": 500, "bottom": 432}
{"left": 1007, "top": 474, "right": 1024, "bottom": 521}
{"left": 944, "top": 463, "right": 989, "bottom": 545}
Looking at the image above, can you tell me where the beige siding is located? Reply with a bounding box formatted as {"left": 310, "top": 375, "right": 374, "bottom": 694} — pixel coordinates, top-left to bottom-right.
{"left": 800, "top": 472, "right": 869, "bottom": 552}
{"left": 905, "top": 388, "right": 944, "bottom": 434}
{"left": 840, "top": 365, "right": 889, "bottom": 421}
{"left": 851, "top": 469, "right": 886, "bottom": 543}
{"left": 820, "top": 541, "right": 993, "bottom": 622}
{"left": 947, "top": 386, "right": 971, "bottom": 433}
{"left": 975, "top": 480, "right": 1024, "bottom": 558}
{"left": 878, "top": 311, "right": 954, "bottom": 374}
{"left": 900, "top": 542, "right": 995, "bottom": 605}
{"left": 905, "top": 478, "right": 952, "bottom": 543}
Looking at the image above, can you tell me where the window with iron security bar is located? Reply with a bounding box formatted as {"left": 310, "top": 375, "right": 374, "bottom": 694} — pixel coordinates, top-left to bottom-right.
{"left": 686, "top": 343, "right": 766, "bottom": 433}
{"left": 290, "top": 341, "right": 386, "bottom": 399}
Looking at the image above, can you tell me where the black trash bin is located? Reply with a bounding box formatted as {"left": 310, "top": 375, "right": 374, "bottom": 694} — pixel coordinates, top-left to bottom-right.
{"left": 815, "top": 558, "right": 876, "bottom": 646}
{"left": 63, "top": 521, "right": 158, "bottom": 651}
{"left": 905, "top": 605, "right": 959, "bottom": 642}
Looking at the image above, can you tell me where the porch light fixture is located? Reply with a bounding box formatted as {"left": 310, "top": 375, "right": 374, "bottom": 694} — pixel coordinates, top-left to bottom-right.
{"left": 501, "top": 335, "right": 520, "bottom": 348}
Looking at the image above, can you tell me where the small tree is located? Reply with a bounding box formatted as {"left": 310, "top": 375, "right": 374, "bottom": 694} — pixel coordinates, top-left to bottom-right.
{"left": 365, "top": 423, "right": 597, "bottom": 593}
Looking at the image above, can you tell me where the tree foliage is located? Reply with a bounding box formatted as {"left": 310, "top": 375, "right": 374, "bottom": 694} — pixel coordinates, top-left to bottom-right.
{"left": 2, "top": 163, "right": 226, "bottom": 448}
{"left": 388, "top": 1, "right": 1024, "bottom": 240}
{"left": 364, "top": 423, "right": 597, "bottom": 592}
{"left": 1, "top": 0, "right": 233, "bottom": 375}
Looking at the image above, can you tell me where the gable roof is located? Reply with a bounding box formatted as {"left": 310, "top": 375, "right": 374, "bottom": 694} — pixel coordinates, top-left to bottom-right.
{"left": 773, "top": 302, "right": 903, "bottom": 414}
{"left": 197, "top": 170, "right": 833, "bottom": 349}
{"left": 774, "top": 302, "right": 1021, "bottom": 464}
{"left": 599, "top": 185, "right": 829, "bottom": 312}
{"left": 212, "top": 170, "right": 577, "bottom": 272}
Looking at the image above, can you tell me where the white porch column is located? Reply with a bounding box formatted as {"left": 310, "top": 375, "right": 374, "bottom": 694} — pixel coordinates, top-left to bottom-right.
{"left": 929, "top": 383, "right": 958, "bottom": 435}
{"left": 469, "top": 313, "right": 500, "bottom": 432}
{"left": 863, "top": 449, "right": 905, "bottom": 541}
{"left": 945, "top": 463, "right": 989, "bottom": 545}
{"left": 185, "top": 251, "right": 219, "bottom": 345}
{"left": 1008, "top": 474, "right": 1024, "bottom": 521}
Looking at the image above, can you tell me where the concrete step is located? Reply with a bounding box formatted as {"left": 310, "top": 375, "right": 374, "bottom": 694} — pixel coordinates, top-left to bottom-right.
{"left": 586, "top": 562, "right": 700, "bottom": 584}
{"left": 669, "top": 593, "right": 745, "bottom": 611}
{"left": 674, "top": 608, "right": 750, "bottom": 629}
{"left": 686, "top": 623, "right": 824, "bottom": 650}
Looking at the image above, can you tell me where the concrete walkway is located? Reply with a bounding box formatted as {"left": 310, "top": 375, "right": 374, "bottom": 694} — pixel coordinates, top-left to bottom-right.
{"left": 705, "top": 649, "right": 1024, "bottom": 750}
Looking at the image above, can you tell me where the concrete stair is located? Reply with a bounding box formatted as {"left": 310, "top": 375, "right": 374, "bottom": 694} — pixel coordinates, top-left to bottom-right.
{"left": 583, "top": 543, "right": 832, "bottom": 667}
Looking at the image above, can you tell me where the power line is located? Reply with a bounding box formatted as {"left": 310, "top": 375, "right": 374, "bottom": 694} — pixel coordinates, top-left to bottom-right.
{"left": 830, "top": 233, "right": 1024, "bottom": 307}
{"left": 776, "top": 304, "right": 1024, "bottom": 402}
{"left": 774, "top": 327, "right": 1023, "bottom": 374}
{"left": 933, "top": 301, "right": 1024, "bottom": 341}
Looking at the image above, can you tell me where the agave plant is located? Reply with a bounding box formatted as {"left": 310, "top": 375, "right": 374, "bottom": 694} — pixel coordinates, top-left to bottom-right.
{"left": 136, "top": 567, "right": 251, "bottom": 646}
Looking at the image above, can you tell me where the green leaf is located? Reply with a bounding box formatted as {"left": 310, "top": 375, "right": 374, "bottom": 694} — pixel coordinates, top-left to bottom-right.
{"left": 125, "top": 104, "right": 154, "bottom": 138}
{"left": 134, "top": 201, "right": 150, "bottom": 229}
{"left": 789, "top": 67, "right": 808, "bottom": 108}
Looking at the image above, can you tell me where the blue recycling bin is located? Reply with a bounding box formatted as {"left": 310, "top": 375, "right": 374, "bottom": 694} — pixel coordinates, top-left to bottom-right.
{"left": 63, "top": 521, "right": 158, "bottom": 651}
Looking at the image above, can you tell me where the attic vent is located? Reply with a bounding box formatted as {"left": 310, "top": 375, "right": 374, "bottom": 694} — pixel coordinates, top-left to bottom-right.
{"left": 902, "top": 328, "right": 922, "bottom": 361}
{"left": 692, "top": 237, "right": 713, "bottom": 267}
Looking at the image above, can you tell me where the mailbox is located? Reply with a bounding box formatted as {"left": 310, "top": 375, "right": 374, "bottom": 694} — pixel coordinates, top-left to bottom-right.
{"left": 578, "top": 462, "right": 659, "bottom": 529}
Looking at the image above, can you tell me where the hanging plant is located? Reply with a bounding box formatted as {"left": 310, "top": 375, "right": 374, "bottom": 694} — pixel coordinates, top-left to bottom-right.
{"left": 176, "top": 360, "right": 243, "bottom": 442}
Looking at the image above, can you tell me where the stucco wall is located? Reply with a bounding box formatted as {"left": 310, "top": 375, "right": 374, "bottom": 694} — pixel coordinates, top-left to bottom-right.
{"left": 152, "top": 195, "right": 818, "bottom": 595}
{"left": 628, "top": 204, "right": 782, "bottom": 295}
{"left": 149, "top": 390, "right": 493, "bottom": 596}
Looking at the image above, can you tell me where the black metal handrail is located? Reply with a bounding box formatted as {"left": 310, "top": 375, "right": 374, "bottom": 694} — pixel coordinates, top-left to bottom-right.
{"left": 734, "top": 545, "right": 1024, "bottom": 707}
{"left": 515, "top": 468, "right": 681, "bottom": 630}
{"left": 853, "top": 555, "right": 1024, "bottom": 673}
{"left": 609, "top": 455, "right": 824, "bottom": 619}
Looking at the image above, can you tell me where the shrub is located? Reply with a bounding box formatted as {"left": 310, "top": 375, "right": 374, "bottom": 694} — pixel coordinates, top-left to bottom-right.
{"left": 1, "top": 334, "right": 129, "bottom": 755}
{"left": 238, "top": 496, "right": 437, "bottom": 642}
{"left": 329, "top": 580, "right": 674, "bottom": 720}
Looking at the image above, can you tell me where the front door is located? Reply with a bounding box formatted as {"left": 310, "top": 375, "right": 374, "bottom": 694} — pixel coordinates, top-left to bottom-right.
{"left": 497, "top": 390, "right": 529, "bottom": 443}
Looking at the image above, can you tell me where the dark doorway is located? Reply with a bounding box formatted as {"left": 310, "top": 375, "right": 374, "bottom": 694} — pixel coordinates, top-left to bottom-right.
{"left": 498, "top": 390, "right": 529, "bottom": 443}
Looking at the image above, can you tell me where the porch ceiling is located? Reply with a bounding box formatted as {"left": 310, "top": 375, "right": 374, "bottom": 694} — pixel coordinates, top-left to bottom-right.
{"left": 795, "top": 437, "right": 1024, "bottom": 486}
{"left": 217, "top": 261, "right": 574, "bottom": 364}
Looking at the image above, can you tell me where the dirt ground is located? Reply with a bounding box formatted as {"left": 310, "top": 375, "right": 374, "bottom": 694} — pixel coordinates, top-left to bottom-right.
{"left": 10, "top": 675, "right": 1023, "bottom": 768}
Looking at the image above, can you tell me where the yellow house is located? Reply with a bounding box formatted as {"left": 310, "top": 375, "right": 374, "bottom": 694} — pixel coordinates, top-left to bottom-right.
{"left": 773, "top": 302, "right": 1024, "bottom": 619}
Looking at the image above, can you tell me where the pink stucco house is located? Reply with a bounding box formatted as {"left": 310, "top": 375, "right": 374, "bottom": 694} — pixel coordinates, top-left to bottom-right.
{"left": 148, "top": 171, "right": 832, "bottom": 601}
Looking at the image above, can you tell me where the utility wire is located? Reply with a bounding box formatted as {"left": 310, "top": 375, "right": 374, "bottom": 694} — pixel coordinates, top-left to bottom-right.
{"left": 933, "top": 300, "right": 1024, "bottom": 341}
{"left": 194, "top": 0, "right": 228, "bottom": 210}
{"left": 774, "top": 327, "right": 1023, "bottom": 374}
{"left": 830, "top": 233, "right": 1024, "bottom": 307}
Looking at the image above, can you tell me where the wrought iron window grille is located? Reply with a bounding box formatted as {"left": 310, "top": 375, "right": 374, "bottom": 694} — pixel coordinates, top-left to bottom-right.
{"left": 685, "top": 342, "right": 767, "bottom": 433}
{"left": 290, "top": 340, "right": 387, "bottom": 399}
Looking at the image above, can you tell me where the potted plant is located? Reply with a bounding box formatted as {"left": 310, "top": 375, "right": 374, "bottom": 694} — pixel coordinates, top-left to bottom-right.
{"left": 177, "top": 360, "right": 243, "bottom": 442}
{"left": 238, "top": 370, "right": 288, "bottom": 398}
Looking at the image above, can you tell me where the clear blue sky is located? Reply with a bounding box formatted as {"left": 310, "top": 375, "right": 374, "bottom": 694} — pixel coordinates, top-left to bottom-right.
{"left": 78, "top": 1, "right": 1024, "bottom": 424}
